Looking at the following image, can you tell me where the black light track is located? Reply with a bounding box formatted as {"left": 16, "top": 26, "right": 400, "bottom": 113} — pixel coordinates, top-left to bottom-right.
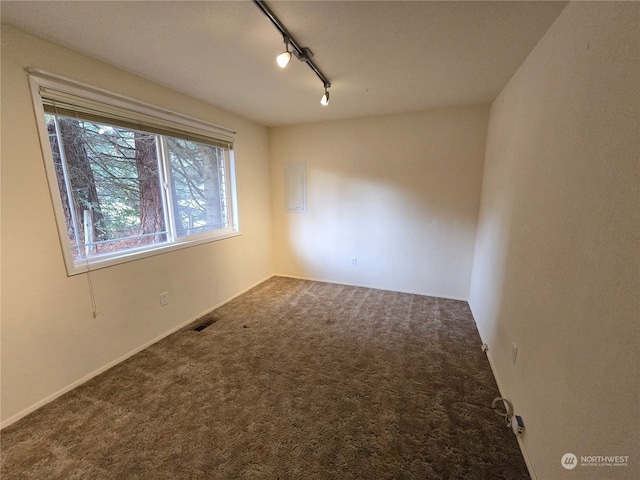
{"left": 252, "top": 0, "right": 331, "bottom": 89}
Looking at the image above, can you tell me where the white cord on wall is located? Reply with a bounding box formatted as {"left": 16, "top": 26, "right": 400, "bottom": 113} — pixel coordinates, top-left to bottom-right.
{"left": 85, "top": 259, "right": 98, "bottom": 318}
{"left": 492, "top": 397, "right": 514, "bottom": 427}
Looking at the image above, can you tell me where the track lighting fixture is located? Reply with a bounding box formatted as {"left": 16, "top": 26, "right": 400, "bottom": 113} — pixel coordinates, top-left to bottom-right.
{"left": 253, "top": 0, "right": 332, "bottom": 107}
{"left": 276, "top": 36, "right": 292, "bottom": 68}
{"left": 320, "top": 85, "right": 330, "bottom": 106}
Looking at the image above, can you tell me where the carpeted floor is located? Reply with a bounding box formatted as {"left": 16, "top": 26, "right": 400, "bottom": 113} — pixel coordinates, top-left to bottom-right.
{"left": 1, "top": 276, "right": 530, "bottom": 479}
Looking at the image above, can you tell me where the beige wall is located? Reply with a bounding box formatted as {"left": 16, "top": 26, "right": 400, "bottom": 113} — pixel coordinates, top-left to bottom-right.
{"left": 270, "top": 106, "right": 489, "bottom": 300}
{"left": 1, "top": 26, "right": 274, "bottom": 426}
{"left": 469, "top": 3, "right": 639, "bottom": 479}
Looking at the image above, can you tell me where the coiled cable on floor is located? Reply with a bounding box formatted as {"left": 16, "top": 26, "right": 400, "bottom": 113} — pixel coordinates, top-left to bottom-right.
{"left": 492, "top": 397, "right": 514, "bottom": 427}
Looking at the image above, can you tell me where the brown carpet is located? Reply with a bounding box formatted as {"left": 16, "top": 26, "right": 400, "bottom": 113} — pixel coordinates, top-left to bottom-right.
{"left": 1, "top": 276, "right": 529, "bottom": 479}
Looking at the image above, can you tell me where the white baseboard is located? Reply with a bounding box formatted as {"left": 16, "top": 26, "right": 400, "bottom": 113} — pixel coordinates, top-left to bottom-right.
{"left": 275, "top": 273, "right": 469, "bottom": 302}
{"left": 0, "top": 274, "right": 274, "bottom": 430}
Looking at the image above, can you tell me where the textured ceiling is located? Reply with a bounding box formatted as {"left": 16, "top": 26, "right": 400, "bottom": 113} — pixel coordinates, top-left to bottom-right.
{"left": 1, "top": 1, "right": 567, "bottom": 126}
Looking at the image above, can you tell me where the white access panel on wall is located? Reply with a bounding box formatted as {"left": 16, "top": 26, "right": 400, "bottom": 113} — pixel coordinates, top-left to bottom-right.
{"left": 285, "top": 162, "right": 307, "bottom": 213}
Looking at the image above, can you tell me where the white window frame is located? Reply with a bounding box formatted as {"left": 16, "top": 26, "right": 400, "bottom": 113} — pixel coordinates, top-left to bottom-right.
{"left": 28, "top": 69, "right": 240, "bottom": 276}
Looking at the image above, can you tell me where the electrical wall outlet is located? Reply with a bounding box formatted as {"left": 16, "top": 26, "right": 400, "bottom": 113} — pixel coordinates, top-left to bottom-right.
{"left": 351, "top": 257, "right": 357, "bottom": 267}
{"left": 514, "top": 415, "right": 525, "bottom": 434}
{"left": 160, "top": 292, "right": 169, "bottom": 307}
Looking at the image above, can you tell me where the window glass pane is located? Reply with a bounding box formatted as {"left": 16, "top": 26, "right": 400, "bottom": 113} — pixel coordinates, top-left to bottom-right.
{"left": 31, "top": 73, "right": 239, "bottom": 275}
{"left": 45, "top": 114, "right": 167, "bottom": 260}
{"left": 166, "top": 138, "right": 229, "bottom": 238}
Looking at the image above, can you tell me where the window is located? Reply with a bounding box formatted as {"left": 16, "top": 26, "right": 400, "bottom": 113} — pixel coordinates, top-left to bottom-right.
{"left": 29, "top": 70, "right": 239, "bottom": 275}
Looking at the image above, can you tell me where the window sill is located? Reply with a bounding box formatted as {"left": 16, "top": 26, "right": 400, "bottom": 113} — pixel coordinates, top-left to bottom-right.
{"left": 67, "top": 230, "right": 241, "bottom": 276}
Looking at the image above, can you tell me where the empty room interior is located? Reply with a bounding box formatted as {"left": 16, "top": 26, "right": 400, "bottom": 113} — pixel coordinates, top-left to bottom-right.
{"left": 1, "top": 1, "right": 638, "bottom": 479}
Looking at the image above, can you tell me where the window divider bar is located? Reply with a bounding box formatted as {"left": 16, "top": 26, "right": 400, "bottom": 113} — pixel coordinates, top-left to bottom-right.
{"left": 158, "top": 136, "right": 178, "bottom": 243}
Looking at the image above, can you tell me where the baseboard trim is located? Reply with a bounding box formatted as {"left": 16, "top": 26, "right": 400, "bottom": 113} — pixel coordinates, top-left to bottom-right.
{"left": 0, "top": 274, "right": 274, "bottom": 430}
{"left": 275, "top": 273, "right": 469, "bottom": 302}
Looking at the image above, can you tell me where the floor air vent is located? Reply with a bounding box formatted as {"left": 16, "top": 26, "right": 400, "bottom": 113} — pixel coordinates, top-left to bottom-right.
{"left": 193, "top": 317, "right": 218, "bottom": 332}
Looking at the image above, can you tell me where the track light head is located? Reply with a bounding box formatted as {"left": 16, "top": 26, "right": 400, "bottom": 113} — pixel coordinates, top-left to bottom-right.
{"left": 277, "top": 51, "right": 291, "bottom": 68}
{"left": 277, "top": 36, "right": 292, "bottom": 68}
{"left": 320, "top": 86, "right": 330, "bottom": 106}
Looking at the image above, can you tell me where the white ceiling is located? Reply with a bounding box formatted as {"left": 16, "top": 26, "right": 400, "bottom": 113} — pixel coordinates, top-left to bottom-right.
{"left": 1, "top": 0, "right": 567, "bottom": 127}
